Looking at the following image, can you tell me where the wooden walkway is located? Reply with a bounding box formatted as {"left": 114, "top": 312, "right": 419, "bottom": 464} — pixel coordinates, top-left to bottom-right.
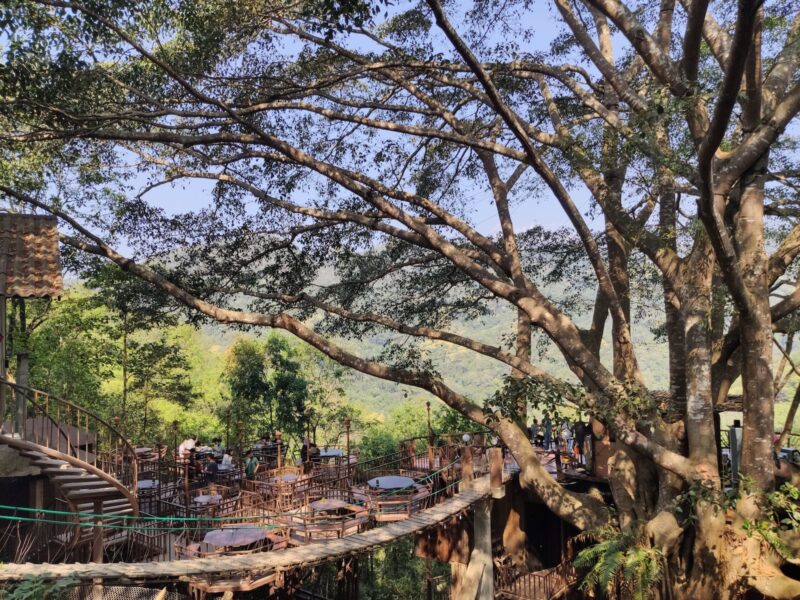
{"left": 0, "top": 477, "right": 494, "bottom": 583}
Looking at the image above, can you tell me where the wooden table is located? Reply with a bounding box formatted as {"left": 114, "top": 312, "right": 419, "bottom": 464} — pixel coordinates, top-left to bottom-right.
{"left": 367, "top": 476, "right": 415, "bottom": 490}
{"left": 194, "top": 494, "right": 222, "bottom": 506}
{"left": 310, "top": 498, "right": 349, "bottom": 512}
{"left": 203, "top": 527, "right": 269, "bottom": 548}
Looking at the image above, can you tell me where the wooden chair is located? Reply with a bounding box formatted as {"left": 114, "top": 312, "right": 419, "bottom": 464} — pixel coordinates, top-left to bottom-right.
{"left": 373, "top": 492, "right": 415, "bottom": 522}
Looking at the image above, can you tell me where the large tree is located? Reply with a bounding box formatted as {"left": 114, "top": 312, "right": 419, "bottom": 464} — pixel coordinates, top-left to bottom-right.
{"left": 2, "top": 0, "right": 800, "bottom": 596}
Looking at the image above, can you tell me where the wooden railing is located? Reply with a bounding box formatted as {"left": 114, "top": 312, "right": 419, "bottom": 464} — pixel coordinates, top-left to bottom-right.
{"left": 496, "top": 560, "right": 576, "bottom": 600}
{"left": 0, "top": 378, "right": 137, "bottom": 490}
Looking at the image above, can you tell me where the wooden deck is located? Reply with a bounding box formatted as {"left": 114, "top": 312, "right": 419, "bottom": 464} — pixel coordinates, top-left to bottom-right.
{"left": 0, "top": 477, "right": 495, "bottom": 583}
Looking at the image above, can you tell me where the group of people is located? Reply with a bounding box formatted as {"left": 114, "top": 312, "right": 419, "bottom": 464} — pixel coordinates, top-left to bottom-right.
{"left": 528, "top": 413, "right": 589, "bottom": 464}
{"left": 177, "top": 435, "right": 230, "bottom": 482}
{"left": 173, "top": 431, "right": 335, "bottom": 482}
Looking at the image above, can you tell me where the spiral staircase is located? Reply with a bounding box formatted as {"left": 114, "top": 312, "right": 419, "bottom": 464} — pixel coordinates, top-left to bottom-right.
{"left": 0, "top": 379, "right": 138, "bottom": 560}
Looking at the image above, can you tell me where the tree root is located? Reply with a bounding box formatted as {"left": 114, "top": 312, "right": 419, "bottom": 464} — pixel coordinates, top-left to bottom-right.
{"left": 750, "top": 572, "right": 800, "bottom": 599}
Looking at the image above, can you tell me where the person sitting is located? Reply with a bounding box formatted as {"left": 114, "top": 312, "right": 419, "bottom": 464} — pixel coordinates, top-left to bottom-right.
{"left": 301, "top": 437, "right": 316, "bottom": 473}
{"left": 205, "top": 456, "right": 219, "bottom": 483}
{"left": 211, "top": 437, "right": 225, "bottom": 459}
{"left": 192, "top": 450, "right": 204, "bottom": 476}
{"left": 244, "top": 450, "right": 260, "bottom": 480}
{"left": 309, "top": 441, "right": 320, "bottom": 463}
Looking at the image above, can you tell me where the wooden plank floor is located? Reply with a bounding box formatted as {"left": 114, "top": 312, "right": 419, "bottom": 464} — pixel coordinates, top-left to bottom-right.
{"left": 0, "top": 477, "right": 494, "bottom": 582}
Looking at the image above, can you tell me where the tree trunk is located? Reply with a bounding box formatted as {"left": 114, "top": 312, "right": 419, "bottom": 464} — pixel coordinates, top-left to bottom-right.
{"left": 682, "top": 238, "right": 718, "bottom": 471}
{"left": 660, "top": 183, "right": 687, "bottom": 411}
{"left": 735, "top": 153, "right": 776, "bottom": 499}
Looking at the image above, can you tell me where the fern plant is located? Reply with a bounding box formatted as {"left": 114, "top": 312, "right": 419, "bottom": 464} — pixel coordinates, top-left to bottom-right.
{"left": 574, "top": 522, "right": 663, "bottom": 600}
{"left": 0, "top": 575, "right": 80, "bottom": 600}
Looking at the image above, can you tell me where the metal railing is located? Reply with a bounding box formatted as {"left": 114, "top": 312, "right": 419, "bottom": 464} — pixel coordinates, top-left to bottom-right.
{"left": 0, "top": 378, "right": 138, "bottom": 491}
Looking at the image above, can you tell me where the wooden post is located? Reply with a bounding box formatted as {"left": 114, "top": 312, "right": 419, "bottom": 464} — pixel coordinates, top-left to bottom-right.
{"left": 474, "top": 499, "right": 494, "bottom": 600}
{"left": 345, "top": 418, "right": 351, "bottom": 482}
{"left": 92, "top": 498, "right": 104, "bottom": 563}
{"left": 460, "top": 444, "right": 473, "bottom": 491}
{"left": 183, "top": 460, "right": 190, "bottom": 507}
{"left": 427, "top": 401, "right": 435, "bottom": 471}
{"left": 0, "top": 296, "right": 7, "bottom": 432}
{"left": 489, "top": 447, "right": 504, "bottom": 498}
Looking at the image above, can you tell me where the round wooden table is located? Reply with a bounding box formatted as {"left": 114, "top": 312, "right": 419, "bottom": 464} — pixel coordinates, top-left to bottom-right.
{"left": 193, "top": 494, "right": 222, "bottom": 505}
{"left": 310, "top": 498, "right": 349, "bottom": 512}
{"left": 318, "top": 448, "right": 344, "bottom": 458}
{"left": 367, "top": 475, "right": 415, "bottom": 490}
{"left": 204, "top": 527, "right": 268, "bottom": 548}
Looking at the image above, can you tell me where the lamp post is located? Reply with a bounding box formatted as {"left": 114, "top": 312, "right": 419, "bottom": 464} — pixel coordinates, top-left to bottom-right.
{"left": 171, "top": 420, "right": 179, "bottom": 457}
{"left": 344, "top": 417, "right": 352, "bottom": 482}
{"left": 275, "top": 430, "right": 283, "bottom": 471}
{"left": 426, "top": 401, "right": 434, "bottom": 471}
{"left": 113, "top": 416, "right": 122, "bottom": 470}
{"left": 237, "top": 420, "right": 245, "bottom": 464}
{"left": 426, "top": 401, "right": 432, "bottom": 437}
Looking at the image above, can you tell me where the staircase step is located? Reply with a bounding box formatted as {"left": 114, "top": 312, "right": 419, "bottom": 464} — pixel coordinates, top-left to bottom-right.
{"left": 60, "top": 480, "right": 109, "bottom": 491}
{"left": 66, "top": 487, "right": 122, "bottom": 501}
{"left": 75, "top": 498, "right": 130, "bottom": 510}
{"left": 43, "top": 467, "right": 87, "bottom": 475}
{"left": 53, "top": 475, "right": 101, "bottom": 483}
{"left": 27, "top": 457, "right": 68, "bottom": 467}
{"left": 78, "top": 508, "right": 133, "bottom": 521}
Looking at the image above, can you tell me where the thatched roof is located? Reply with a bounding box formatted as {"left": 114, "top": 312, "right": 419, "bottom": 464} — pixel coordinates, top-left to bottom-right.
{"left": 0, "top": 213, "right": 63, "bottom": 298}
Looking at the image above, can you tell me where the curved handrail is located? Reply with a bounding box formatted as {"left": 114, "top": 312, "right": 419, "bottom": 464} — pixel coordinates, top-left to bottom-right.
{"left": 0, "top": 435, "right": 139, "bottom": 516}
{"left": 0, "top": 378, "right": 138, "bottom": 491}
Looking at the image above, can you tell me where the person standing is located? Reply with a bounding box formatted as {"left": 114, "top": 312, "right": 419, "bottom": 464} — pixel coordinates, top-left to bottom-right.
{"left": 572, "top": 419, "right": 587, "bottom": 465}
{"left": 543, "top": 412, "right": 552, "bottom": 451}
{"left": 211, "top": 438, "right": 225, "bottom": 460}
{"left": 244, "top": 450, "right": 260, "bottom": 480}
{"left": 529, "top": 418, "right": 539, "bottom": 445}
{"left": 178, "top": 434, "right": 197, "bottom": 459}
{"left": 561, "top": 418, "right": 573, "bottom": 454}
{"left": 205, "top": 456, "right": 219, "bottom": 483}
